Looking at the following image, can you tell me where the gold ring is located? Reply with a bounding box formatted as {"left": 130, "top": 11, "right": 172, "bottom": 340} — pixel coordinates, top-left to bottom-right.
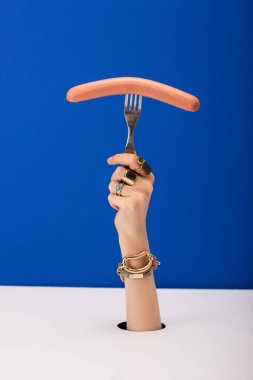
{"left": 120, "top": 169, "right": 137, "bottom": 186}
{"left": 133, "top": 164, "right": 144, "bottom": 175}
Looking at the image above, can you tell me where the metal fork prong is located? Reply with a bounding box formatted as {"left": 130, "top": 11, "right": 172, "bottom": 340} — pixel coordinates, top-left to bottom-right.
{"left": 133, "top": 94, "right": 137, "bottom": 110}
{"left": 129, "top": 94, "right": 133, "bottom": 110}
{"left": 124, "top": 93, "right": 143, "bottom": 153}
{"left": 138, "top": 95, "right": 142, "bottom": 111}
{"left": 124, "top": 94, "right": 129, "bottom": 111}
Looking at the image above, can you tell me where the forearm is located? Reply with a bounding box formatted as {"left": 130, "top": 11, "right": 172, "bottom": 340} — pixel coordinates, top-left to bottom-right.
{"left": 106, "top": 152, "right": 161, "bottom": 331}
{"left": 118, "top": 231, "right": 162, "bottom": 332}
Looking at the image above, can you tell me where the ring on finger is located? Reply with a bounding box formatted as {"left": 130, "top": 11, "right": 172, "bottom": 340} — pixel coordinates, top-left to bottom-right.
{"left": 115, "top": 182, "right": 125, "bottom": 196}
{"left": 120, "top": 169, "right": 137, "bottom": 186}
{"left": 136, "top": 156, "right": 152, "bottom": 176}
{"left": 133, "top": 164, "right": 145, "bottom": 176}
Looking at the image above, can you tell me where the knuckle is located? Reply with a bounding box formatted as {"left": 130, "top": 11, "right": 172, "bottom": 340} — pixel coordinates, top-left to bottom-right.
{"left": 118, "top": 167, "right": 125, "bottom": 176}
{"left": 147, "top": 172, "right": 155, "bottom": 184}
{"left": 111, "top": 172, "right": 116, "bottom": 181}
{"left": 143, "top": 181, "right": 153, "bottom": 195}
{"left": 148, "top": 182, "right": 154, "bottom": 193}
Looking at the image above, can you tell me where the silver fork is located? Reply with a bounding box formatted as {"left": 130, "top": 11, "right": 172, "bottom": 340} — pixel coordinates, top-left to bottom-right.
{"left": 124, "top": 94, "right": 142, "bottom": 154}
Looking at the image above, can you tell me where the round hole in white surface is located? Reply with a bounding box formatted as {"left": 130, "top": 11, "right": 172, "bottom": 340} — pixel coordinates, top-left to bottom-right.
{"left": 117, "top": 321, "right": 166, "bottom": 330}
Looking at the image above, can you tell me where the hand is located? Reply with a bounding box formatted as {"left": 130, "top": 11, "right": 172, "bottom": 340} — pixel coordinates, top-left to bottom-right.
{"left": 107, "top": 152, "right": 155, "bottom": 241}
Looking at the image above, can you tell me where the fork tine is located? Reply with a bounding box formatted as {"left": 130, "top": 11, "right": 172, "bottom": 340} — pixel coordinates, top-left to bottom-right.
{"left": 129, "top": 94, "right": 133, "bottom": 110}
{"left": 138, "top": 95, "right": 142, "bottom": 111}
{"left": 133, "top": 94, "right": 137, "bottom": 110}
{"left": 124, "top": 94, "right": 128, "bottom": 110}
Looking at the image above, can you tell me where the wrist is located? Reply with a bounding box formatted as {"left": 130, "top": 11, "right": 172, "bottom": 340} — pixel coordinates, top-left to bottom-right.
{"left": 117, "top": 223, "right": 147, "bottom": 242}
{"left": 118, "top": 230, "right": 150, "bottom": 268}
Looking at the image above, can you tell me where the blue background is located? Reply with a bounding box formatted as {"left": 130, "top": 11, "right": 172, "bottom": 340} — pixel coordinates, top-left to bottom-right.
{"left": 0, "top": 1, "right": 252, "bottom": 289}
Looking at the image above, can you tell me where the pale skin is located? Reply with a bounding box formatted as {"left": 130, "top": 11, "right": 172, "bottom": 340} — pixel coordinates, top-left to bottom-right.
{"left": 107, "top": 152, "right": 162, "bottom": 332}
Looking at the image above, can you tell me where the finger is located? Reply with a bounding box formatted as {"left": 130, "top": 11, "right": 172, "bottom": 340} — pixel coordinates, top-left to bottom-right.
{"left": 108, "top": 193, "right": 125, "bottom": 210}
{"left": 110, "top": 167, "right": 155, "bottom": 191}
{"left": 109, "top": 202, "right": 119, "bottom": 211}
{"left": 107, "top": 153, "right": 155, "bottom": 183}
{"left": 110, "top": 165, "right": 143, "bottom": 183}
{"left": 110, "top": 166, "right": 129, "bottom": 182}
{"left": 107, "top": 153, "right": 139, "bottom": 171}
{"left": 108, "top": 178, "right": 134, "bottom": 197}
{"left": 112, "top": 165, "right": 155, "bottom": 186}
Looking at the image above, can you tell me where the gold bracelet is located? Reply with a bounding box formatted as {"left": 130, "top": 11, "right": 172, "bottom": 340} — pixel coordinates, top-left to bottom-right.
{"left": 116, "top": 250, "right": 161, "bottom": 282}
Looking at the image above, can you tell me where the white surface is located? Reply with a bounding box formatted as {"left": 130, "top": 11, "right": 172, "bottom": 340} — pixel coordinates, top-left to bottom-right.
{"left": 0, "top": 286, "right": 252, "bottom": 380}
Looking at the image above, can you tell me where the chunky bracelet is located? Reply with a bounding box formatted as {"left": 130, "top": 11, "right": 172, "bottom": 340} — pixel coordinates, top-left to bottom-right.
{"left": 116, "top": 250, "right": 160, "bottom": 282}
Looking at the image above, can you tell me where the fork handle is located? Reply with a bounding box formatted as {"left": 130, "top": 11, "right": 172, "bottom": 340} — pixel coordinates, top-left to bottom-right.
{"left": 125, "top": 148, "right": 136, "bottom": 154}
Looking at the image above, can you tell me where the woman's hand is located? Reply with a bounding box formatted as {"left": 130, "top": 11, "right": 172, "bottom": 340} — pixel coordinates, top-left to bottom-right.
{"left": 107, "top": 152, "right": 155, "bottom": 251}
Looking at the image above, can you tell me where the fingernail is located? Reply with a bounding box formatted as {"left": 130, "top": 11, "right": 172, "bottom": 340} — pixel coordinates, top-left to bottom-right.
{"left": 107, "top": 157, "right": 113, "bottom": 163}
